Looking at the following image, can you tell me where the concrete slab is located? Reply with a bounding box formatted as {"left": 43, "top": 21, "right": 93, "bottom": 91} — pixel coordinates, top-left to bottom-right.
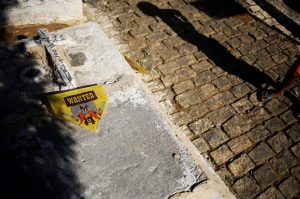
{"left": 0, "top": 22, "right": 208, "bottom": 198}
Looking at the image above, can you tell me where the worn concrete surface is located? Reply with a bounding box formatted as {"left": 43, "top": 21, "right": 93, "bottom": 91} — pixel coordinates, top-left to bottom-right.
{"left": 0, "top": 22, "right": 214, "bottom": 199}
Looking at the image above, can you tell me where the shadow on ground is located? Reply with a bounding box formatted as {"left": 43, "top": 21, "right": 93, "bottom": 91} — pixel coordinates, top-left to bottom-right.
{"left": 0, "top": 2, "right": 82, "bottom": 198}
{"left": 138, "top": 1, "right": 300, "bottom": 117}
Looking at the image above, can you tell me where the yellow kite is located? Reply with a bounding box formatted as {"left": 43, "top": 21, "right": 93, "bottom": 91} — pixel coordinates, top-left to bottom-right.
{"left": 48, "top": 85, "right": 108, "bottom": 132}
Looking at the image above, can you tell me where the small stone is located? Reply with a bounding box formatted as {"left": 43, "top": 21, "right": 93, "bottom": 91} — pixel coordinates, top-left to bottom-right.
{"left": 270, "top": 150, "right": 298, "bottom": 174}
{"left": 248, "top": 142, "right": 275, "bottom": 164}
{"left": 188, "top": 118, "right": 214, "bottom": 135}
{"left": 210, "top": 145, "right": 234, "bottom": 165}
{"left": 207, "top": 105, "right": 235, "bottom": 126}
{"left": 192, "top": 136, "right": 210, "bottom": 153}
{"left": 291, "top": 143, "right": 300, "bottom": 158}
{"left": 286, "top": 124, "right": 300, "bottom": 142}
{"left": 230, "top": 83, "right": 252, "bottom": 98}
{"left": 280, "top": 110, "right": 298, "bottom": 125}
{"left": 193, "top": 70, "right": 217, "bottom": 86}
{"left": 253, "top": 164, "right": 277, "bottom": 187}
{"left": 267, "top": 132, "right": 292, "bottom": 153}
{"left": 157, "top": 61, "right": 180, "bottom": 75}
{"left": 265, "top": 99, "right": 289, "bottom": 115}
{"left": 172, "top": 80, "right": 194, "bottom": 94}
{"left": 257, "top": 187, "right": 285, "bottom": 199}
{"left": 264, "top": 117, "right": 286, "bottom": 132}
{"left": 228, "top": 135, "right": 252, "bottom": 154}
{"left": 161, "top": 74, "right": 179, "bottom": 87}
{"left": 247, "top": 125, "right": 272, "bottom": 143}
{"left": 272, "top": 53, "right": 288, "bottom": 64}
{"left": 229, "top": 153, "right": 255, "bottom": 177}
{"left": 252, "top": 48, "right": 269, "bottom": 59}
{"left": 232, "top": 176, "right": 260, "bottom": 199}
{"left": 279, "top": 177, "right": 300, "bottom": 199}
{"left": 231, "top": 98, "right": 253, "bottom": 113}
{"left": 279, "top": 41, "right": 293, "bottom": 49}
{"left": 176, "top": 55, "right": 197, "bottom": 67}
{"left": 212, "top": 76, "right": 232, "bottom": 91}
{"left": 190, "top": 60, "right": 214, "bottom": 73}
{"left": 185, "top": 103, "right": 210, "bottom": 121}
{"left": 247, "top": 106, "right": 271, "bottom": 125}
{"left": 175, "top": 67, "right": 197, "bottom": 81}
{"left": 223, "top": 115, "right": 253, "bottom": 138}
{"left": 203, "top": 127, "right": 229, "bottom": 149}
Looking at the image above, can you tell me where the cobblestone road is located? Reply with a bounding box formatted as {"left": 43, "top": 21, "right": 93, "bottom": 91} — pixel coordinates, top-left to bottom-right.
{"left": 86, "top": 0, "right": 300, "bottom": 198}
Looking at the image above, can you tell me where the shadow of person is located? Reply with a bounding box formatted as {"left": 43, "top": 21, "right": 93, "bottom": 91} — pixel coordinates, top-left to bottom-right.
{"left": 0, "top": 2, "right": 83, "bottom": 198}
{"left": 189, "top": 0, "right": 246, "bottom": 19}
{"left": 137, "top": 1, "right": 275, "bottom": 91}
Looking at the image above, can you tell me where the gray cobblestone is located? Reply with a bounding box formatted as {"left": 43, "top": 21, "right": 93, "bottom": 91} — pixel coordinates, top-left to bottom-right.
{"left": 229, "top": 153, "right": 255, "bottom": 177}
{"left": 223, "top": 115, "right": 253, "bottom": 138}
{"left": 286, "top": 124, "right": 300, "bottom": 142}
{"left": 231, "top": 98, "right": 253, "bottom": 113}
{"left": 193, "top": 70, "right": 218, "bottom": 86}
{"left": 203, "top": 127, "right": 229, "bottom": 149}
{"left": 161, "top": 74, "right": 179, "bottom": 87}
{"left": 158, "top": 61, "right": 180, "bottom": 75}
{"left": 233, "top": 175, "right": 260, "bottom": 199}
{"left": 192, "top": 136, "right": 210, "bottom": 153}
{"left": 271, "top": 149, "right": 298, "bottom": 174}
{"left": 249, "top": 142, "right": 275, "bottom": 164}
{"left": 211, "top": 145, "right": 234, "bottom": 165}
{"left": 230, "top": 83, "right": 252, "bottom": 98}
{"left": 265, "top": 99, "right": 289, "bottom": 116}
{"left": 279, "top": 177, "right": 300, "bottom": 199}
{"left": 228, "top": 135, "right": 252, "bottom": 154}
{"left": 175, "top": 67, "right": 197, "bottom": 81}
{"left": 172, "top": 79, "right": 194, "bottom": 94}
{"left": 247, "top": 125, "right": 272, "bottom": 143}
{"left": 253, "top": 164, "right": 277, "bottom": 188}
{"left": 291, "top": 143, "right": 300, "bottom": 158}
{"left": 212, "top": 76, "right": 232, "bottom": 91}
{"left": 189, "top": 118, "right": 214, "bottom": 136}
{"left": 257, "top": 187, "right": 285, "bottom": 199}
{"left": 264, "top": 117, "right": 286, "bottom": 132}
{"left": 190, "top": 60, "right": 214, "bottom": 73}
{"left": 267, "top": 132, "right": 292, "bottom": 153}
{"left": 207, "top": 105, "right": 235, "bottom": 126}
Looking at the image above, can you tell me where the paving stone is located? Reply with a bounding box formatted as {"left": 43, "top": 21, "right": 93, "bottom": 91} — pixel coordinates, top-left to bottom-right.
{"left": 190, "top": 60, "right": 214, "bottom": 73}
{"left": 210, "top": 145, "right": 234, "bottom": 165}
{"left": 176, "top": 55, "right": 197, "bottom": 67}
{"left": 203, "top": 127, "right": 229, "bottom": 149}
{"left": 286, "top": 124, "right": 300, "bottom": 142}
{"left": 185, "top": 103, "right": 210, "bottom": 121}
{"left": 206, "top": 91, "right": 236, "bottom": 110}
{"left": 193, "top": 70, "right": 218, "bottom": 86}
{"left": 129, "top": 26, "right": 151, "bottom": 38}
{"left": 153, "top": 89, "right": 175, "bottom": 102}
{"left": 264, "top": 34, "right": 281, "bottom": 44}
{"left": 272, "top": 53, "right": 288, "bottom": 64}
{"left": 291, "top": 166, "right": 300, "bottom": 181}
{"left": 142, "top": 69, "right": 160, "bottom": 83}
{"left": 175, "top": 66, "right": 197, "bottom": 81}
{"left": 228, "top": 135, "right": 253, "bottom": 154}
{"left": 171, "top": 111, "right": 193, "bottom": 126}
{"left": 176, "top": 43, "right": 198, "bottom": 55}
{"left": 147, "top": 79, "right": 165, "bottom": 92}
{"left": 211, "top": 67, "right": 227, "bottom": 77}
{"left": 162, "top": 37, "right": 184, "bottom": 49}
{"left": 212, "top": 76, "right": 232, "bottom": 91}
{"left": 226, "top": 38, "right": 242, "bottom": 49}
{"left": 175, "top": 89, "right": 202, "bottom": 109}
{"left": 192, "top": 136, "right": 210, "bottom": 153}
{"left": 256, "top": 187, "right": 285, "bottom": 199}
{"left": 280, "top": 110, "right": 298, "bottom": 126}
{"left": 160, "top": 49, "right": 180, "bottom": 62}
{"left": 270, "top": 149, "right": 298, "bottom": 174}
{"left": 249, "top": 142, "right": 275, "bottom": 164}
{"left": 264, "top": 117, "right": 286, "bottom": 133}
{"left": 188, "top": 118, "right": 214, "bottom": 136}
{"left": 255, "top": 56, "right": 277, "bottom": 71}
{"left": 172, "top": 80, "right": 194, "bottom": 94}
{"left": 224, "top": 28, "right": 243, "bottom": 38}
{"left": 161, "top": 74, "right": 179, "bottom": 87}
{"left": 223, "top": 115, "right": 253, "bottom": 138}
{"left": 266, "top": 43, "right": 282, "bottom": 55}
{"left": 246, "top": 125, "right": 272, "bottom": 143}
{"left": 160, "top": 100, "right": 177, "bottom": 114}
{"left": 157, "top": 61, "right": 180, "bottom": 75}
{"left": 197, "top": 84, "right": 218, "bottom": 101}
{"left": 279, "top": 177, "right": 300, "bottom": 199}
{"left": 207, "top": 105, "right": 235, "bottom": 126}
{"left": 239, "top": 43, "right": 255, "bottom": 55}
{"left": 279, "top": 41, "right": 294, "bottom": 49}
{"left": 267, "top": 132, "right": 292, "bottom": 153}
{"left": 252, "top": 46, "right": 269, "bottom": 57}
{"left": 230, "top": 83, "right": 252, "bottom": 98}
{"left": 145, "top": 32, "right": 168, "bottom": 42}
{"left": 217, "top": 167, "right": 234, "bottom": 187}
{"left": 229, "top": 153, "right": 255, "bottom": 177}
{"left": 247, "top": 106, "right": 272, "bottom": 125}
{"left": 193, "top": 51, "right": 207, "bottom": 61}
{"left": 250, "top": 29, "right": 267, "bottom": 40}
{"left": 179, "top": 125, "right": 195, "bottom": 140}
{"left": 241, "top": 54, "right": 256, "bottom": 65}
{"left": 211, "top": 33, "right": 229, "bottom": 43}
{"left": 232, "top": 175, "right": 260, "bottom": 199}
{"left": 227, "top": 74, "right": 243, "bottom": 86}
{"left": 231, "top": 98, "right": 253, "bottom": 113}
{"left": 291, "top": 143, "right": 300, "bottom": 158}
{"left": 253, "top": 164, "right": 277, "bottom": 187}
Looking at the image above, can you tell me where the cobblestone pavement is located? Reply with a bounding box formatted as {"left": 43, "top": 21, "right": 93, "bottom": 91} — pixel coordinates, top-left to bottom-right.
{"left": 85, "top": 0, "right": 300, "bottom": 198}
